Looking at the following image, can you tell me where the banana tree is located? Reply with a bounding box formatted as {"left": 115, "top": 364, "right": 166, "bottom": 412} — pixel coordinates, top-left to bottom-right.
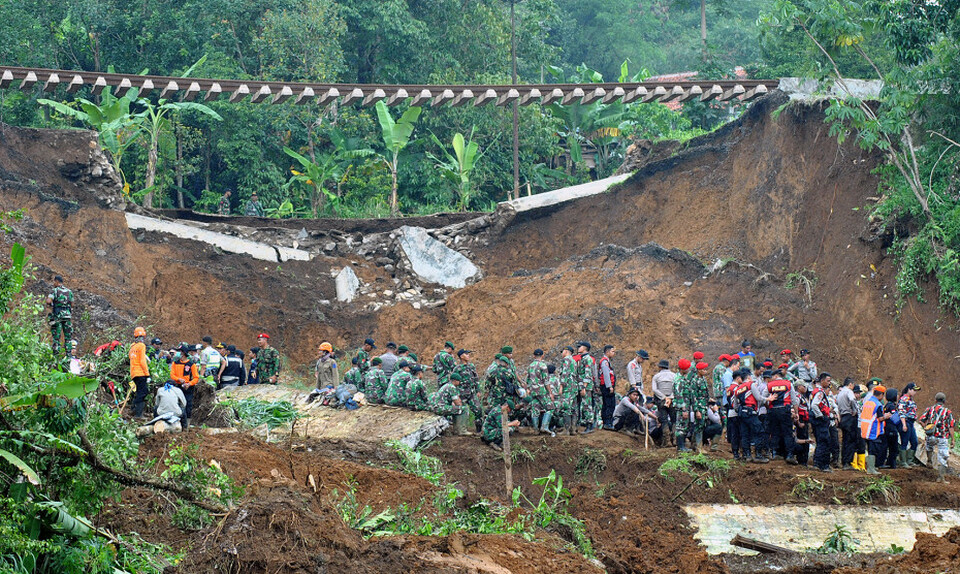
{"left": 374, "top": 101, "right": 421, "bottom": 215}
{"left": 426, "top": 130, "right": 483, "bottom": 211}
{"left": 39, "top": 88, "right": 142, "bottom": 189}
{"left": 283, "top": 130, "right": 374, "bottom": 217}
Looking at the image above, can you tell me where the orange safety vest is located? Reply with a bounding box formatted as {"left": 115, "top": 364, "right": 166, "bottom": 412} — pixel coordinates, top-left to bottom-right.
{"left": 129, "top": 341, "right": 150, "bottom": 378}
{"left": 859, "top": 396, "right": 883, "bottom": 440}
{"left": 170, "top": 359, "right": 199, "bottom": 387}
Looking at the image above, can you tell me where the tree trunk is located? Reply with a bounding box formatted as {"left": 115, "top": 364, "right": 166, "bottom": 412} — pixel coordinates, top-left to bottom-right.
{"left": 144, "top": 134, "right": 158, "bottom": 208}
{"left": 390, "top": 158, "right": 399, "bottom": 216}
{"left": 700, "top": 0, "right": 708, "bottom": 58}
{"left": 175, "top": 124, "right": 185, "bottom": 208}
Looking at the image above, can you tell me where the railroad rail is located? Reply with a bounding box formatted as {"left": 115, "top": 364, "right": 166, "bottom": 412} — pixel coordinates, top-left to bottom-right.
{"left": 0, "top": 65, "right": 777, "bottom": 107}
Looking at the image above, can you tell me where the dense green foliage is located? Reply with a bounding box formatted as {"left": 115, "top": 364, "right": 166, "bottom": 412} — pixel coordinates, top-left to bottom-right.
{"left": 762, "top": 0, "right": 960, "bottom": 314}
{"left": 0, "top": 0, "right": 789, "bottom": 216}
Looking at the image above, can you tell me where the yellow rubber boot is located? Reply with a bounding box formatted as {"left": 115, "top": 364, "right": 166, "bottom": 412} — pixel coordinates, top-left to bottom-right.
{"left": 854, "top": 453, "right": 866, "bottom": 471}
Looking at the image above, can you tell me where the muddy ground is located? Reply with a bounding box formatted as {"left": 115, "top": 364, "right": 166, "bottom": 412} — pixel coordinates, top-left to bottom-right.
{"left": 96, "top": 428, "right": 960, "bottom": 574}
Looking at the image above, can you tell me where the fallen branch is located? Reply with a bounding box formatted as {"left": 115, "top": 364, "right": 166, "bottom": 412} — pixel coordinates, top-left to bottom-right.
{"left": 670, "top": 471, "right": 709, "bottom": 502}
{"left": 731, "top": 534, "right": 795, "bottom": 554}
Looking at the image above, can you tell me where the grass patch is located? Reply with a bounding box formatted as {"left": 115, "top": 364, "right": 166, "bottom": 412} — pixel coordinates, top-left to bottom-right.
{"left": 854, "top": 475, "right": 901, "bottom": 505}
{"left": 574, "top": 448, "right": 607, "bottom": 477}
{"left": 220, "top": 397, "right": 299, "bottom": 429}
{"left": 791, "top": 476, "right": 825, "bottom": 500}
{"left": 816, "top": 524, "right": 858, "bottom": 554}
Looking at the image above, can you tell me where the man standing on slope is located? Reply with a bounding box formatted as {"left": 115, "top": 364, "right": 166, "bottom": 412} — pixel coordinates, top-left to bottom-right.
{"left": 257, "top": 333, "right": 281, "bottom": 385}
{"left": 598, "top": 345, "right": 617, "bottom": 430}
{"left": 652, "top": 359, "right": 677, "bottom": 444}
{"left": 626, "top": 350, "right": 648, "bottom": 396}
{"left": 129, "top": 326, "right": 151, "bottom": 418}
{"left": 919, "top": 392, "right": 956, "bottom": 483}
{"left": 47, "top": 275, "right": 74, "bottom": 354}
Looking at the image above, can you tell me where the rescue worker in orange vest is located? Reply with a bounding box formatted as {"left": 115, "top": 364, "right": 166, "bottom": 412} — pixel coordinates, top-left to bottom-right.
{"left": 734, "top": 368, "right": 767, "bottom": 463}
{"left": 859, "top": 384, "right": 890, "bottom": 475}
{"left": 170, "top": 343, "right": 200, "bottom": 429}
{"left": 766, "top": 370, "right": 799, "bottom": 465}
{"left": 129, "top": 326, "right": 151, "bottom": 418}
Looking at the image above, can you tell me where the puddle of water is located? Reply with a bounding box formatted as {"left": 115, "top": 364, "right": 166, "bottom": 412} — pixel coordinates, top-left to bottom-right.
{"left": 685, "top": 504, "right": 960, "bottom": 555}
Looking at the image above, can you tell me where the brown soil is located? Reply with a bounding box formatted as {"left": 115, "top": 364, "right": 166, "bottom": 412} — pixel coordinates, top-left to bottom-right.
{"left": 835, "top": 526, "right": 960, "bottom": 574}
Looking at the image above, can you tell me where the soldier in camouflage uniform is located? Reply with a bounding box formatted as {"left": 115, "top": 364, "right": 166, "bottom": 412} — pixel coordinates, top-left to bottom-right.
{"left": 344, "top": 357, "right": 364, "bottom": 392}
{"left": 480, "top": 396, "right": 529, "bottom": 451}
{"left": 576, "top": 342, "right": 598, "bottom": 433}
{"left": 673, "top": 359, "right": 694, "bottom": 451}
{"left": 556, "top": 346, "right": 579, "bottom": 435}
{"left": 384, "top": 360, "right": 413, "bottom": 406}
{"left": 500, "top": 346, "right": 519, "bottom": 381}
{"left": 404, "top": 366, "right": 428, "bottom": 410}
{"left": 712, "top": 355, "right": 730, "bottom": 426}
{"left": 357, "top": 338, "right": 376, "bottom": 376}
{"left": 256, "top": 333, "right": 281, "bottom": 384}
{"left": 428, "top": 374, "right": 463, "bottom": 418}
{"left": 47, "top": 276, "right": 74, "bottom": 354}
{"left": 453, "top": 349, "right": 484, "bottom": 432}
{"left": 526, "top": 349, "right": 555, "bottom": 435}
{"left": 487, "top": 355, "right": 519, "bottom": 409}
{"left": 364, "top": 357, "right": 388, "bottom": 403}
{"left": 432, "top": 341, "right": 456, "bottom": 387}
{"left": 689, "top": 362, "right": 712, "bottom": 452}
{"left": 217, "top": 190, "right": 232, "bottom": 215}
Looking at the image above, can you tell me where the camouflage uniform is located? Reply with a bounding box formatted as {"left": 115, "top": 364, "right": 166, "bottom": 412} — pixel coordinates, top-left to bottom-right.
{"left": 405, "top": 376, "right": 429, "bottom": 410}
{"left": 453, "top": 362, "right": 483, "bottom": 425}
{"left": 356, "top": 349, "right": 371, "bottom": 375}
{"left": 487, "top": 362, "right": 518, "bottom": 409}
{"left": 673, "top": 370, "right": 693, "bottom": 442}
{"left": 526, "top": 359, "right": 554, "bottom": 421}
{"left": 257, "top": 346, "right": 281, "bottom": 384}
{"left": 556, "top": 355, "right": 579, "bottom": 419}
{"left": 711, "top": 363, "right": 728, "bottom": 425}
{"left": 384, "top": 370, "right": 412, "bottom": 406}
{"left": 428, "top": 382, "right": 462, "bottom": 417}
{"left": 48, "top": 285, "right": 73, "bottom": 353}
{"left": 218, "top": 195, "right": 231, "bottom": 215}
{"left": 432, "top": 351, "right": 456, "bottom": 386}
{"left": 344, "top": 366, "right": 364, "bottom": 392}
{"left": 364, "top": 367, "right": 388, "bottom": 404}
{"left": 481, "top": 406, "right": 506, "bottom": 445}
{"left": 687, "top": 372, "right": 711, "bottom": 433}
{"left": 577, "top": 354, "right": 598, "bottom": 427}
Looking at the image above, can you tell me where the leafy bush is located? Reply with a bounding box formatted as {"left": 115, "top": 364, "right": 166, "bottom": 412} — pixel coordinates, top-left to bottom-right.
{"left": 574, "top": 447, "right": 607, "bottom": 477}
{"left": 160, "top": 445, "right": 244, "bottom": 506}
{"left": 854, "top": 475, "right": 901, "bottom": 505}
{"left": 816, "top": 524, "right": 858, "bottom": 554}
{"left": 221, "top": 397, "right": 299, "bottom": 430}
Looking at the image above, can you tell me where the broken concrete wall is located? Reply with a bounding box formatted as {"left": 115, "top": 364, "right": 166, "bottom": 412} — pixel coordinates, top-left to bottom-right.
{"left": 395, "top": 225, "right": 482, "bottom": 289}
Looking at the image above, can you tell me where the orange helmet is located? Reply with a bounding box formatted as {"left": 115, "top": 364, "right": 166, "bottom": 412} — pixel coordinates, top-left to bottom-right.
{"left": 319, "top": 342, "right": 333, "bottom": 352}
{"left": 133, "top": 327, "right": 146, "bottom": 337}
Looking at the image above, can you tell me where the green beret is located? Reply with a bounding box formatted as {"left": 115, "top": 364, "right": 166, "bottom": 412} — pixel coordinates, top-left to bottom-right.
{"left": 450, "top": 373, "right": 463, "bottom": 382}
{"left": 371, "top": 357, "right": 382, "bottom": 365}
{"left": 868, "top": 377, "right": 883, "bottom": 384}
{"left": 444, "top": 341, "right": 455, "bottom": 349}
{"left": 398, "top": 344, "right": 409, "bottom": 352}
{"left": 501, "top": 346, "right": 513, "bottom": 354}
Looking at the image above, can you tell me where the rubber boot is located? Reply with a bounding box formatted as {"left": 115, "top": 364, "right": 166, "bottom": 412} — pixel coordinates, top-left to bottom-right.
{"left": 905, "top": 449, "right": 917, "bottom": 468}
{"left": 865, "top": 455, "right": 880, "bottom": 475}
{"left": 855, "top": 453, "right": 866, "bottom": 471}
{"left": 753, "top": 447, "right": 769, "bottom": 464}
{"left": 926, "top": 448, "right": 934, "bottom": 467}
{"left": 540, "top": 412, "right": 555, "bottom": 437}
{"left": 694, "top": 431, "right": 704, "bottom": 453}
{"left": 897, "top": 450, "right": 907, "bottom": 468}
{"left": 182, "top": 417, "right": 190, "bottom": 430}
{"left": 455, "top": 414, "right": 473, "bottom": 436}
{"left": 582, "top": 423, "right": 594, "bottom": 435}
{"left": 937, "top": 464, "right": 950, "bottom": 484}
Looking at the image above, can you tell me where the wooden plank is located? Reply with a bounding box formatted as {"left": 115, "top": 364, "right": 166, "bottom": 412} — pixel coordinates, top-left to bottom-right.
{"left": 204, "top": 82, "right": 223, "bottom": 102}
{"left": 182, "top": 81, "right": 201, "bottom": 101}
{"left": 473, "top": 89, "right": 497, "bottom": 106}
{"left": 700, "top": 84, "right": 723, "bottom": 102}
{"left": 0, "top": 70, "right": 13, "bottom": 89}
{"left": 294, "top": 87, "right": 315, "bottom": 105}
{"left": 19, "top": 72, "right": 38, "bottom": 90}
{"left": 272, "top": 85, "right": 293, "bottom": 104}
{"left": 228, "top": 84, "right": 250, "bottom": 103}
{"left": 410, "top": 89, "right": 432, "bottom": 107}
{"left": 362, "top": 88, "right": 386, "bottom": 106}
{"left": 621, "top": 86, "right": 648, "bottom": 104}
{"left": 250, "top": 85, "right": 272, "bottom": 103}
{"left": 581, "top": 87, "right": 606, "bottom": 105}
{"left": 501, "top": 406, "right": 512, "bottom": 496}
{"left": 450, "top": 89, "right": 474, "bottom": 107}
{"left": 43, "top": 73, "right": 60, "bottom": 93}
{"left": 91, "top": 76, "right": 108, "bottom": 96}
{"left": 601, "top": 86, "right": 625, "bottom": 104}
{"left": 719, "top": 84, "right": 745, "bottom": 102}
{"left": 730, "top": 534, "right": 795, "bottom": 555}
{"left": 560, "top": 87, "right": 584, "bottom": 105}
{"left": 386, "top": 88, "right": 409, "bottom": 106}
{"left": 496, "top": 88, "right": 519, "bottom": 106}
{"left": 340, "top": 88, "right": 364, "bottom": 105}
{"left": 317, "top": 88, "right": 339, "bottom": 106}
{"left": 159, "top": 80, "right": 179, "bottom": 100}
{"left": 431, "top": 88, "right": 455, "bottom": 107}
{"left": 67, "top": 75, "right": 84, "bottom": 93}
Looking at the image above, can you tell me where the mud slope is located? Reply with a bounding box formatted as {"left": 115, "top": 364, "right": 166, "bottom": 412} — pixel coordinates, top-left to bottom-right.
{"left": 399, "top": 93, "right": 960, "bottom": 396}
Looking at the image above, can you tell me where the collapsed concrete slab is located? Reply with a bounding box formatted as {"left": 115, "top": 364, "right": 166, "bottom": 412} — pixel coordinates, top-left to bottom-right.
{"left": 686, "top": 504, "right": 960, "bottom": 555}
{"left": 500, "top": 173, "right": 632, "bottom": 214}
{"left": 125, "top": 212, "right": 312, "bottom": 263}
{"left": 396, "top": 225, "right": 481, "bottom": 289}
{"left": 220, "top": 384, "right": 449, "bottom": 448}
{"left": 335, "top": 266, "right": 360, "bottom": 302}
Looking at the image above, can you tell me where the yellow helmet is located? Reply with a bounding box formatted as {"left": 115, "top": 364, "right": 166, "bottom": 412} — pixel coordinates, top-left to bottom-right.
{"left": 133, "top": 327, "right": 146, "bottom": 337}
{"left": 319, "top": 342, "right": 333, "bottom": 352}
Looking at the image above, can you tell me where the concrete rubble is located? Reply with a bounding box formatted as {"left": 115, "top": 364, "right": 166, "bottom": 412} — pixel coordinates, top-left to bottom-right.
{"left": 395, "top": 225, "right": 482, "bottom": 289}
{"left": 334, "top": 265, "right": 360, "bottom": 302}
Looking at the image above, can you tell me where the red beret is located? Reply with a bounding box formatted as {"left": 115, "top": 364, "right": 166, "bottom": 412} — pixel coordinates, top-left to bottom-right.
{"left": 693, "top": 351, "right": 704, "bottom": 360}
{"left": 780, "top": 349, "right": 792, "bottom": 355}
{"left": 718, "top": 354, "right": 730, "bottom": 362}
{"left": 696, "top": 362, "right": 708, "bottom": 370}
{"left": 678, "top": 358, "right": 691, "bottom": 370}
{"left": 763, "top": 361, "right": 773, "bottom": 367}
{"left": 778, "top": 363, "right": 789, "bottom": 369}
{"left": 257, "top": 333, "right": 270, "bottom": 339}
